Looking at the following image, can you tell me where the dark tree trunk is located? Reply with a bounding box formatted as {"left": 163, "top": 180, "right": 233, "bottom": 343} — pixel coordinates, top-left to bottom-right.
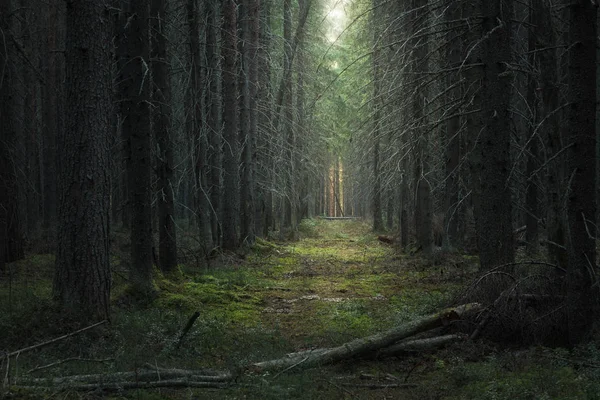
{"left": 371, "top": 0, "right": 383, "bottom": 232}
{"left": 152, "top": 0, "right": 177, "bottom": 272}
{"left": 115, "top": 2, "right": 131, "bottom": 229}
{"left": 240, "top": 0, "right": 259, "bottom": 245}
{"left": 443, "top": 0, "right": 462, "bottom": 250}
{"left": 412, "top": 0, "right": 431, "bottom": 251}
{"left": 205, "top": 0, "right": 222, "bottom": 247}
{"left": 525, "top": 0, "right": 540, "bottom": 255}
{"left": 221, "top": 0, "right": 240, "bottom": 250}
{"left": 122, "top": 0, "right": 154, "bottom": 293}
{"left": 475, "top": 0, "right": 515, "bottom": 271}
{"left": 188, "top": 0, "right": 213, "bottom": 252}
{"left": 565, "top": 0, "right": 597, "bottom": 344}
{"left": 53, "top": 0, "right": 112, "bottom": 320}
{"left": 0, "top": 0, "right": 25, "bottom": 272}
{"left": 533, "top": 0, "right": 567, "bottom": 270}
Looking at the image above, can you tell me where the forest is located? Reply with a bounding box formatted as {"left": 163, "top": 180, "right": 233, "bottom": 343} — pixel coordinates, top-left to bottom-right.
{"left": 1, "top": 0, "right": 599, "bottom": 398}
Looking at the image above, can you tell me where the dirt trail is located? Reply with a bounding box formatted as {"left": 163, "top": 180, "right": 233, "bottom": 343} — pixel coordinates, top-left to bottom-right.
{"left": 253, "top": 219, "right": 458, "bottom": 349}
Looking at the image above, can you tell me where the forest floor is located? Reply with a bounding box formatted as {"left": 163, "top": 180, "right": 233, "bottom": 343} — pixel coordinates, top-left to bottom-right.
{"left": 2, "top": 219, "right": 600, "bottom": 399}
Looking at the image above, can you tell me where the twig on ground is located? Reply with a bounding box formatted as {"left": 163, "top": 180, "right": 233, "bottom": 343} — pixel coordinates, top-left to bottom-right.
{"left": 341, "top": 383, "right": 418, "bottom": 389}
{"left": 27, "top": 358, "right": 114, "bottom": 374}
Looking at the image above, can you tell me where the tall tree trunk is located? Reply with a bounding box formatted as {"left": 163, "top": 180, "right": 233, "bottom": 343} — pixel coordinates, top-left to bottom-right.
{"left": 475, "top": 0, "right": 515, "bottom": 271}
{"left": 152, "top": 0, "right": 177, "bottom": 272}
{"left": 565, "top": 0, "right": 597, "bottom": 344}
{"left": 53, "top": 0, "right": 112, "bottom": 320}
{"left": 371, "top": 0, "right": 383, "bottom": 232}
{"left": 0, "top": 0, "right": 25, "bottom": 272}
{"left": 221, "top": 0, "right": 240, "bottom": 250}
{"left": 115, "top": 2, "right": 131, "bottom": 229}
{"left": 525, "top": 0, "right": 540, "bottom": 255}
{"left": 188, "top": 0, "right": 213, "bottom": 252}
{"left": 443, "top": 0, "right": 462, "bottom": 250}
{"left": 206, "top": 0, "right": 222, "bottom": 247}
{"left": 240, "top": 0, "right": 259, "bottom": 245}
{"left": 123, "top": 1, "right": 154, "bottom": 293}
{"left": 412, "top": 0, "right": 432, "bottom": 252}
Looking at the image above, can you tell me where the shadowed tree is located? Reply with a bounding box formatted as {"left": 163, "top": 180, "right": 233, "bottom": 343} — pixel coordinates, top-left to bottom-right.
{"left": 53, "top": 0, "right": 112, "bottom": 319}
{"left": 564, "top": 0, "right": 597, "bottom": 344}
{"left": 473, "top": 0, "right": 515, "bottom": 272}
{"left": 152, "top": 0, "right": 177, "bottom": 272}
{"left": 0, "top": 0, "right": 25, "bottom": 273}
{"left": 221, "top": 0, "right": 240, "bottom": 250}
{"left": 122, "top": 0, "right": 154, "bottom": 293}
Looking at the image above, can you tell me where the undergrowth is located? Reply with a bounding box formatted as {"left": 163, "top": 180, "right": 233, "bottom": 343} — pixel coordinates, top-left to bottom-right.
{"left": 1, "top": 218, "right": 600, "bottom": 399}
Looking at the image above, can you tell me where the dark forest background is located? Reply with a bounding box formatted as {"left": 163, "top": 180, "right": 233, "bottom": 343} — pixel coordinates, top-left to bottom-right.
{"left": 0, "top": 0, "right": 599, "bottom": 357}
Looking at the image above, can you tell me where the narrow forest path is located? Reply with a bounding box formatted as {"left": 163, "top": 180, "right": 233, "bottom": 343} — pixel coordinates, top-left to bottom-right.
{"left": 254, "top": 219, "right": 460, "bottom": 348}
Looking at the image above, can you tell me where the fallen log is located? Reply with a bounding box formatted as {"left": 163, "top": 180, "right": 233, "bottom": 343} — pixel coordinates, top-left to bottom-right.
{"left": 376, "top": 334, "right": 465, "bottom": 358}
{"left": 246, "top": 303, "right": 481, "bottom": 374}
{"left": 16, "top": 378, "right": 230, "bottom": 393}
{"left": 22, "top": 369, "right": 233, "bottom": 386}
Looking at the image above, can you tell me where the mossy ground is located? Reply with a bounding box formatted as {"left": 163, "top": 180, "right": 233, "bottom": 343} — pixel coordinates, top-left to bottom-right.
{"left": 2, "top": 219, "right": 600, "bottom": 399}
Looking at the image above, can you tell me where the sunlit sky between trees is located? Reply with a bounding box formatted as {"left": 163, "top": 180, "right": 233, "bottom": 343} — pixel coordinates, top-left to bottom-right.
{"left": 325, "top": 0, "right": 350, "bottom": 43}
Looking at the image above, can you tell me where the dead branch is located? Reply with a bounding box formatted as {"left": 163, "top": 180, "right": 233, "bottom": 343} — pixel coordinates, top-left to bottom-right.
{"left": 176, "top": 311, "right": 200, "bottom": 349}
{"left": 245, "top": 303, "right": 482, "bottom": 374}
{"left": 341, "top": 383, "right": 418, "bottom": 389}
{"left": 27, "top": 358, "right": 114, "bottom": 374}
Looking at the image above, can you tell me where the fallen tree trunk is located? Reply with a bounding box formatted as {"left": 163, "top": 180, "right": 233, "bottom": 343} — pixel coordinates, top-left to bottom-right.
{"left": 246, "top": 303, "right": 481, "bottom": 373}
{"left": 21, "top": 369, "right": 233, "bottom": 386}
{"left": 16, "top": 378, "right": 231, "bottom": 393}
{"left": 376, "top": 334, "right": 465, "bottom": 358}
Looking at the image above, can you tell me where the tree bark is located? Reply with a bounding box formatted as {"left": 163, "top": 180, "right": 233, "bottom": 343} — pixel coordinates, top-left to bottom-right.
{"left": 188, "top": 0, "right": 213, "bottom": 253}
{"left": 152, "top": 0, "right": 178, "bottom": 272}
{"left": 475, "top": 0, "right": 515, "bottom": 272}
{"left": 240, "top": 0, "right": 259, "bottom": 245}
{"left": 0, "top": 0, "right": 25, "bottom": 272}
{"left": 371, "top": 0, "right": 383, "bottom": 232}
{"left": 565, "top": 0, "right": 597, "bottom": 344}
{"left": 205, "top": 0, "right": 222, "bottom": 247}
{"left": 53, "top": 0, "right": 112, "bottom": 320}
{"left": 123, "top": 0, "right": 154, "bottom": 293}
{"left": 221, "top": 0, "right": 240, "bottom": 250}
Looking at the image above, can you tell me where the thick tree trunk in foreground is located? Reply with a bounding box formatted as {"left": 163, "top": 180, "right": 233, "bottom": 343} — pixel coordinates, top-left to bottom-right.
{"left": 152, "top": 0, "right": 178, "bottom": 272}
{"left": 565, "top": 0, "right": 597, "bottom": 344}
{"left": 53, "top": 0, "right": 112, "bottom": 319}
